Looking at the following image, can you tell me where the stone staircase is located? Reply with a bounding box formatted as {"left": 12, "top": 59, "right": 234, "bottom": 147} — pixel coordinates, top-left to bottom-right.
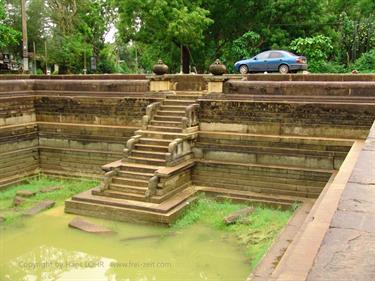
{"left": 66, "top": 91, "right": 204, "bottom": 222}
{"left": 97, "top": 91, "right": 200, "bottom": 201}
{"left": 66, "top": 87, "right": 342, "bottom": 224}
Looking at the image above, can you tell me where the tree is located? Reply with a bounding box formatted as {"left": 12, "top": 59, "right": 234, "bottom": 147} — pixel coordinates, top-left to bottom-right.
{"left": 117, "top": 0, "right": 213, "bottom": 73}
{"left": 45, "top": 0, "right": 114, "bottom": 73}
{"left": 0, "top": 0, "right": 20, "bottom": 50}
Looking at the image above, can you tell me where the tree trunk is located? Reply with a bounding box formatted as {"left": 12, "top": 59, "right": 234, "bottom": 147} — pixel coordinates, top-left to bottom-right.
{"left": 182, "top": 45, "right": 190, "bottom": 74}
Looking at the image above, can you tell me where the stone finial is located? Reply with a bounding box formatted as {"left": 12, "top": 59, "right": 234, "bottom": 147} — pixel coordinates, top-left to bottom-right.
{"left": 152, "top": 59, "right": 169, "bottom": 75}
{"left": 209, "top": 59, "right": 227, "bottom": 75}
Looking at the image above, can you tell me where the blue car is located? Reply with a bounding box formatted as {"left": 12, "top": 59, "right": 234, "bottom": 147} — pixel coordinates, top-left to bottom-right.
{"left": 234, "top": 50, "right": 307, "bottom": 74}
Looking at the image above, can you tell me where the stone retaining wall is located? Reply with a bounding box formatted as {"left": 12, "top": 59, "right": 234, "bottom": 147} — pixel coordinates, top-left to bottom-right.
{"left": 0, "top": 96, "right": 38, "bottom": 188}
{"left": 224, "top": 80, "right": 375, "bottom": 96}
{"left": 198, "top": 96, "right": 375, "bottom": 138}
{"left": 0, "top": 78, "right": 160, "bottom": 188}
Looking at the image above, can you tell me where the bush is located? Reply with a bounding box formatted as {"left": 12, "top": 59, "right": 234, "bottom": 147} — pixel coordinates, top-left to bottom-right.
{"left": 308, "top": 60, "right": 347, "bottom": 73}
{"left": 353, "top": 49, "right": 375, "bottom": 72}
{"left": 290, "top": 35, "right": 333, "bottom": 61}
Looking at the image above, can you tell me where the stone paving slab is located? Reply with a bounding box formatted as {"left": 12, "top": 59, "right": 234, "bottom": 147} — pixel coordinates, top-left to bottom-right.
{"left": 307, "top": 228, "right": 375, "bottom": 281}
{"left": 68, "top": 217, "right": 116, "bottom": 235}
{"left": 308, "top": 122, "right": 375, "bottom": 281}
{"left": 338, "top": 183, "right": 375, "bottom": 214}
{"left": 23, "top": 200, "right": 55, "bottom": 216}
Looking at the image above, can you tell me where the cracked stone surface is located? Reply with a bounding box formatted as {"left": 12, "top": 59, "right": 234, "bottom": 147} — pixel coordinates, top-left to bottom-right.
{"left": 308, "top": 123, "right": 375, "bottom": 281}
{"left": 308, "top": 228, "right": 375, "bottom": 281}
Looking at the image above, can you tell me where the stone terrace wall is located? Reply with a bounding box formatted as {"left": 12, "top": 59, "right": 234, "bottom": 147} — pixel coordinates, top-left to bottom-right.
{"left": 35, "top": 94, "right": 162, "bottom": 177}
{"left": 246, "top": 74, "right": 375, "bottom": 81}
{"left": 198, "top": 99, "right": 375, "bottom": 138}
{"left": 194, "top": 83, "right": 375, "bottom": 198}
{"left": 224, "top": 80, "right": 375, "bottom": 96}
{"left": 0, "top": 95, "right": 38, "bottom": 189}
{"left": 0, "top": 78, "right": 161, "bottom": 188}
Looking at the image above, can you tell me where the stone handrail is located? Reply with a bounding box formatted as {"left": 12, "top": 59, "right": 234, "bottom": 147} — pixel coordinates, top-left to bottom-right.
{"left": 145, "top": 175, "right": 159, "bottom": 198}
{"left": 142, "top": 102, "right": 161, "bottom": 129}
{"left": 166, "top": 138, "right": 184, "bottom": 162}
{"left": 123, "top": 135, "right": 141, "bottom": 158}
{"left": 99, "top": 168, "right": 118, "bottom": 192}
{"left": 182, "top": 103, "right": 199, "bottom": 128}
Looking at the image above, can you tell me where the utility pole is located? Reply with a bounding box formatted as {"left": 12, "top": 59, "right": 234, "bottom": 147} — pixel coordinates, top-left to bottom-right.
{"left": 44, "top": 41, "right": 48, "bottom": 74}
{"left": 83, "top": 50, "right": 87, "bottom": 74}
{"left": 33, "top": 41, "right": 36, "bottom": 74}
{"left": 21, "top": 0, "right": 29, "bottom": 72}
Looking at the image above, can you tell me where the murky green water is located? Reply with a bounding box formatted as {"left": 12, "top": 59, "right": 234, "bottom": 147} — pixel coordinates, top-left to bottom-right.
{"left": 0, "top": 206, "right": 250, "bottom": 281}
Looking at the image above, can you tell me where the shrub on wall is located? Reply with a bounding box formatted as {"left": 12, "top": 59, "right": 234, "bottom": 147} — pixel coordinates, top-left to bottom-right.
{"left": 353, "top": 49, "right": 375, "bottom": 72}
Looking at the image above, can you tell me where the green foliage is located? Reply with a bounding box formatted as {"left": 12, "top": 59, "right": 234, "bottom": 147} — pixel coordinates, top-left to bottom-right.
{"left": 48, "top": 33, "right": 92, "bottom": 74}
{"left": 290, "top": 35, "right": 333, "bottom": 61}
{"left": 1, "top": 0, "right": 373, "bottom": 73}
{"left": 0, "top": 0, "right": 20, "bottom": 50}
{"left": 307, "top": 60, "right": 347, "bottom": 73}
{"left": 173, "top": 196, "right": 294, "bottom": 269}
{"left": 229, "top": 31, "right": 261, "bottom": 60}
{"left": 353, "top": 49, "right": 375, "bottom": 72}
{"left": 0, "top": 174, "right": 98, "bottom": 224}
{"left": 173, "top": 195, "right": 247, "bottom": 229}
{"left": 337, "top": 12, "right": 375, "bottom": 65}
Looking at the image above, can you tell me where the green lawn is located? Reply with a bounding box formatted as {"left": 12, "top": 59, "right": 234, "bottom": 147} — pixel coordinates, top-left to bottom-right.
{"left": 0, "top": 174, "right": 98, "bottom": 224}
{"left": 173, "top": 196, "right": 296, "bottom": 269}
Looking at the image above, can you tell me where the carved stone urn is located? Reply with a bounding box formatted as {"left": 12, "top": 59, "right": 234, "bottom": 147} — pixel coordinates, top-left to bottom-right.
{"left": 152, "top": 59, "right": 169, "bottom": 75}
{"left": 209, "top": 59, "right": 227, "bottom": 76}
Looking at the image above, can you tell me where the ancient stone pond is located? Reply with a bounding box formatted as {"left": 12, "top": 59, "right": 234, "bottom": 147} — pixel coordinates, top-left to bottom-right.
{"left": 0, "top": 74, "right": 374, "bottom": 280}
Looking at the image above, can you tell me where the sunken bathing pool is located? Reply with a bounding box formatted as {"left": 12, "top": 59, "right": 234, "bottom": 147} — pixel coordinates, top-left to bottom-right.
{"left": 0, "top": 74, "right": 375, "bottom": 281}
{"left": 0, "top": 176, "right": 294, "bottom": 281}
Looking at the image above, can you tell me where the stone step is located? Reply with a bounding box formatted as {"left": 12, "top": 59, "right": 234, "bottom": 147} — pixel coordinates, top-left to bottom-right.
{"left": 131, "top": 149, "right": 168, "bottom": 160}
{"left": 67, "top": 187, "right": 197, "bottom": 224}
{"left": 119, "top": 163, "right": 159, "bottom": 173}
{"left": 112, "top": 177, "right": 149, "bottom": 187}
{"left": 153, "top": 115, "right": 184, "bottom": 122}
{"left": 134, "top": 143, "right": 169, "bottom": 152}
{"left": 197, "top": 142, "right": 348, "bottom": 158}
{"left": 198, "top": 186, "right": 298, "bottom": 204}
{"left": 128, "top": 156, "right": 167, "bottom": 165}
{"left": 77, "top": 186, "right": 196, "bottom": 213}
{"left": 97, "top": 189, "right": 146, "bottom": 200}
{"left": 193, "top": 170, "right": 326, "bottom": 187}
{"left": 147, "top": 125, "right": 182, "bottom": 133}
{"left": 150, "top": 120, "right": 182, "bottom": 127}
{"left": 163, "top": 99, "right": 196, "bottom": 105}
{"left": 169, "top": 93, "right": 201, "bottom": 100}
{"left": 117, "top": 170, "right": 154, "bottom": 180}
{"left": 216, "top": 195, "right": 293, "bottom": 209}
{"left": 160, "top": 105, "right": 187, "bottom": 111}
{"left": 194, "top": 180, "right": 319, "bottom": 198}
{"left": 193, "top": 174, "right": 322, "bottom": 192}
{"left": 156, "top": 110, "right": 186, "bottom": 117}
{"left": 109, "top": 183, "right": 148, "bottom": 194}
{"left": 138, "top": 138, "right": 172, "bottom": 146}
{"left": 138, "top": 130, "right": 185, "bottom": 140}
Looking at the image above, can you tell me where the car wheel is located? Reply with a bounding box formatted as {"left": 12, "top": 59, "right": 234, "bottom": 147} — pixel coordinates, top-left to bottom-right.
{"left": 278, "top": 64, "right": 289, "bottom": 74}
{"left": 239, "top": 65, "right": 249, "bottom": 74}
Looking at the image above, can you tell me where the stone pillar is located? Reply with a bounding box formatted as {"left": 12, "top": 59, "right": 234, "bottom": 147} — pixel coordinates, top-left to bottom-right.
{"left": 147, "top": 75, "right": 172, "bottom": 92}
{"left": 204, "top": 75, "right": 228, "bottom": 93}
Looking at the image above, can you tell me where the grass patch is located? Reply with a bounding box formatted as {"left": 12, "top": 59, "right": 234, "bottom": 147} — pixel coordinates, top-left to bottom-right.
{"left": 173, "top": 195, "right": 295, "bottom": 269}
{"left": 0, "top": 174, "right": 98, "bottom": 224}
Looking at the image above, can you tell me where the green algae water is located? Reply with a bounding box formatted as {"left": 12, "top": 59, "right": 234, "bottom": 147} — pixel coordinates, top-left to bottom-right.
{"left": 0, "top": 206, "right": 250, "bottom": 281}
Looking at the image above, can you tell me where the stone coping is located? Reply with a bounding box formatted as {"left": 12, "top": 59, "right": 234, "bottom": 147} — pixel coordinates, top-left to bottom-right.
{"left": 0, "top": 74, "right": 147, "bottom": 80}
{"left": 268, "top": 140, "right": 365, "bottom": 280}
{"left": 307, "top": 122, "right": 375, "bottom": 281}
{"left": 1, "top": 73, "right": 375, "bottom": 81}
